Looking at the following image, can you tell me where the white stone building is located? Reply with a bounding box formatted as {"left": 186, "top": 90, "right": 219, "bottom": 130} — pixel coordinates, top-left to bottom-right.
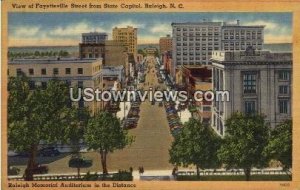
{"left": 210, "top": 48, "right": 292, "bottom": 136}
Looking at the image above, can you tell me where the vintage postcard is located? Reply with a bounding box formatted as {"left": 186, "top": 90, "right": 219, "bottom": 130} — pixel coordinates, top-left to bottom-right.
{"left": 1, "top": 0, "right": 300, "bottom": 189}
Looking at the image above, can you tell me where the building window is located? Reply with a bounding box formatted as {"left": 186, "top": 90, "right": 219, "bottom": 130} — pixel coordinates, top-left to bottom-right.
{"left": 53, "top": 68, "right": 59, "bottom": 75}
{"left": 65, "top": 68, "right": 71, "bottom": 74}
{"left": 29, "top": 69, "right": 34, "bottom": 75}
{"left": 279, "top": 99, "right": 289, "bottom": 114}
{"left": 243, "top": 73, "right": 256, "bottom": 94}
{"left": 78, "top": 81, "right": 83, "bottom": 88}
{"left": 41, "top": 68, "right": 46, "bottom": 75}
{"left": 41, "top": 82, "right": 47, "bottom": 89}
{"left": 279, "top": 85, "right": 289, "bottom": 95}
{"left": 278, "top": 70, "right": 290, "bottom": 81}
{"left": 28, "top": 81, "right": 35, "bottom": 90}
{"left": 245, "top": 101, "right": 256, "bottom": 114}
{"left": 77, "top": 68, "right": 83, "bottom": 74}
{"left": 16, "top": 68, "right": 22, "bottom": 76}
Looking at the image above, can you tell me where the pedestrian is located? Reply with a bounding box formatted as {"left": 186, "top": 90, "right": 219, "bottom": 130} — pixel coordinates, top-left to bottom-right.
{"left": 141, "top": 166, "right": 144, "bottom": 175}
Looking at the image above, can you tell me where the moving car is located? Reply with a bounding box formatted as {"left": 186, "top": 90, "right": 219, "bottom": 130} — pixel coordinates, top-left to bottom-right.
{"left": 32, "top": 164, "right": 49, "bottom": 174}
{"left": 38, "top": 147, "right": 60, "bottom": 157}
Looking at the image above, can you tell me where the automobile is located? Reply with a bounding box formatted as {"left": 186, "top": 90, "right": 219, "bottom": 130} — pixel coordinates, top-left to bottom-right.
{"left": 38, "top": 147, "right": 60, "bottom": 157}
{"left": 8, "top": 165, "right": 20, "bottom": 175}
{"left": 16, "top": 152, "right": 30, "bottom": 157}
{"left": 69, "top": 154, "right": 93, "bottom": 168}
{"left": 32, "top": 164, "right": 49, "bottom": 174}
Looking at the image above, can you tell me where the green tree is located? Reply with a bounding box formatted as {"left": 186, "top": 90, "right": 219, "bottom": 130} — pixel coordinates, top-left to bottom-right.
{"left": 8, "top": 74, "right": 81, "bottom": 181}
{"left": 169, "top": 118, "right": 222, "bottom": 179}
{"left": 217, "top": 112, "right": 269, "bottom": 181}
{"left": 264, "top": 120, "right": 292, "bottom": 177}
{"left": 84, "top": 111, "right": 134, "bottom": 175}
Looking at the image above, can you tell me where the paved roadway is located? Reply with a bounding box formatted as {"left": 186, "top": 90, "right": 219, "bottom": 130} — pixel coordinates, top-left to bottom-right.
{"left": 8, "top": 56, "right": 174, "bottom": 176}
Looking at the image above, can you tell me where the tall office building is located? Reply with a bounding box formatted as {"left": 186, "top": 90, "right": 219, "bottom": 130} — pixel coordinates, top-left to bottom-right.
{"left": 79, "top": 32, "right": 108, "bottom": 59}
{"left": 211, "top": 48, "right": 292, "bottom": 136}
{"left": 81, "top": 32, "right": 108, "bottom": 44}
{"left": 112, "top": 26, "right": 138, "bottom": 58}
{"left": 171, "top": 20, "right": 264, "bottom": 78}
{"left": 159, "top": 34, "right": 173, "bottom": 54}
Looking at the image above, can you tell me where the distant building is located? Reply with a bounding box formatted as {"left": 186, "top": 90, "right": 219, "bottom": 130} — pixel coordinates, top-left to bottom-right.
{"left": 79, "top": 43, "right": 105, "bottom": 59}
{"left": 101, "top": 65, "right": 125, "bottom": 90}
{"left": 112, "top": 26, "right": 138, "bottom": 58}
{"left": 171, "top": 20, "right": 264, "bottom": 78}
{"left": 159, "top": 34, "right": 172, "bottom": 54}
{"left": 81, "top": 32, "right": 108, "bottom": 44}
{"left": 176, "top": 66, "right": 212, "bottom": 125}
{"left": 211, "top": 48, "right": 292, "bottom": 136}
{"left": 145, "top": 47, "right": 157, "bottom": 55}
{"left": 162, "top": 51, "right": 172, "bottom": 75}
{"left": 104, "top": 40, "right": 128, "bottom": 67}
{"left": 8, "top": 58, "right": 104, "bottom": 114}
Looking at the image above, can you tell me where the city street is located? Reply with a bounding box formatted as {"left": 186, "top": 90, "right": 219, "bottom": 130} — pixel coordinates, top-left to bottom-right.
{"left": 9, "top": 56, "right": 174, "bottom": 175}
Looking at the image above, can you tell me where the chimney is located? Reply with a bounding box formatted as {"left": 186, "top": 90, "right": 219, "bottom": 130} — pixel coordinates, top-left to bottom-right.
{"left": 237, "top": 20, "right": 240, "bottom": 25}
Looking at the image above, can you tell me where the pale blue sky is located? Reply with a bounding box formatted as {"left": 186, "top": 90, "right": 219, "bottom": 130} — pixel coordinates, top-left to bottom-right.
{"left": 8, "top": 12, "right": 292, "bottom": 46}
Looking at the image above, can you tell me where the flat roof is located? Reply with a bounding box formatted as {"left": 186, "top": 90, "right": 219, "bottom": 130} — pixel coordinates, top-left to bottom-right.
{"left": 9, "top": 57, "right": 102, "bottom": 65}
{"left": 171, "top": 22, "right": 222, "bottom": 26}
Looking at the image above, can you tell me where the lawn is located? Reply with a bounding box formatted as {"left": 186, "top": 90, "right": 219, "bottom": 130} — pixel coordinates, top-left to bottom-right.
{"left": 176, "top": 174, "right": 291, "bottom": 181}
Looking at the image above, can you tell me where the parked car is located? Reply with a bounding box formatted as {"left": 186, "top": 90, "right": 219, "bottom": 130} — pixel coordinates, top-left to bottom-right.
{"left": 38, "top": 147, "right": 60, "bottom": 157}
{"left": 32, "top": 164, "right": 49, "bottom": 174}
{"left": 8, "top": 165, "right": 20, "bottom": 175}
{"left": 16, "top": 152, "right": 30, "bottom": 157}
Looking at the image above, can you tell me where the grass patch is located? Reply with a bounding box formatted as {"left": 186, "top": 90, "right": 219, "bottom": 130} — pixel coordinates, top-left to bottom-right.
{"left": 176, "top": 174, "right": 291, "bottom": 181}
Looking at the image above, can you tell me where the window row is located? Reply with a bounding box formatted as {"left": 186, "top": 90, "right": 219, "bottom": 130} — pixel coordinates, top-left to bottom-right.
{"left": 244, "top": 99, "right": 290, "bottom": 114}
{"left": 16, "top": 67, "right": 84, "bottom": 76}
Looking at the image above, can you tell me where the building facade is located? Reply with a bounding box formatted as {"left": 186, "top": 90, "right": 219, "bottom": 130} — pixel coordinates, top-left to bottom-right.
{"left": 8, "top": 58, "right": 105, "bottom": 113}
{"left": 101, "top": 65, "right": 125, "bottom": 90}
{"left": 176, "top": 66, "right": 212, "bottom": 124}
{"left": 171, "top": 20, "right": 264, "bottom": 78}
{"left": 159, "top": 34, "right": 172, "bottom": 54}
{"left": 211, "top": 48, "right": 292, "bottom": 136}
{"left": 112, "top": 26, "right": 138, "bottom": 58}
{"left": 104, "top": 40, "right": 128, "bottom": 67}
{"left": 79, "top": 43, "right": 105, "bottom": 59}
{"left": 82, "top": 32, "right": 108, "bottom": 44}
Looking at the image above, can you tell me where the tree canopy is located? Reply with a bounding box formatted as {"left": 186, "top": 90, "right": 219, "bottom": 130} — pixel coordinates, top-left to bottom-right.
{"left": 217, "top": 112, "right": 270, "bottom": 181}
{"left": 84, "top": 111, "right": 134, "bottom": 174}
{"left": 8, "top": 74, "right": 84, "bottom": 180}
{"left": 264, "top": 120, "right": 292, "bottom": 170}
{"left": 169, "top": 118, "right": 222, "bottom": 178}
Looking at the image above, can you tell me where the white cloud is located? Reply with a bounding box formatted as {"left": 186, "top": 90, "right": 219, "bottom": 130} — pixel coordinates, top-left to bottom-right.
{"left": 112, "top": 20, "right": 145, "bottom": 29}
{"left": 49, "top": 22, "right": 106, "bottom": 36}
{"left": 14, "top": 26, "right": 40, "bottom": 37}
{"left": 244, "top": 20, "right": 278, "bottom": 30}
{"left": 150, "top": 23, "right": 171, "bottom": 34}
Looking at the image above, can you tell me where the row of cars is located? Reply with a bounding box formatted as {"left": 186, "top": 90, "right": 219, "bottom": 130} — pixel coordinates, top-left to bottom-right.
{"left": 164, "top": 102, "right": 183, "bottom": 136}
{"left": 123, "top": 101, "right": 141, "bottom": 129}
{"left": 8, "top": 147, "right": 61, "bottom": 175}
{"left": 14, "top": 147, "right": 60, "bottom": 158}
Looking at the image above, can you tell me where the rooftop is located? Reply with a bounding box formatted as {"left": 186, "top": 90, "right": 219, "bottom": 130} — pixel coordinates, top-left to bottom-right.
{"left": 171, "top": 22, "right": 222, "bottom": 26}
{"left": 82, "top": 32, "right": 108, "bottom": 36}
{"left": 211, "top": 48, "right": 292, "bottom": 64}
{"left": 9, "top": 57, "right": 102, "bottom": 65}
